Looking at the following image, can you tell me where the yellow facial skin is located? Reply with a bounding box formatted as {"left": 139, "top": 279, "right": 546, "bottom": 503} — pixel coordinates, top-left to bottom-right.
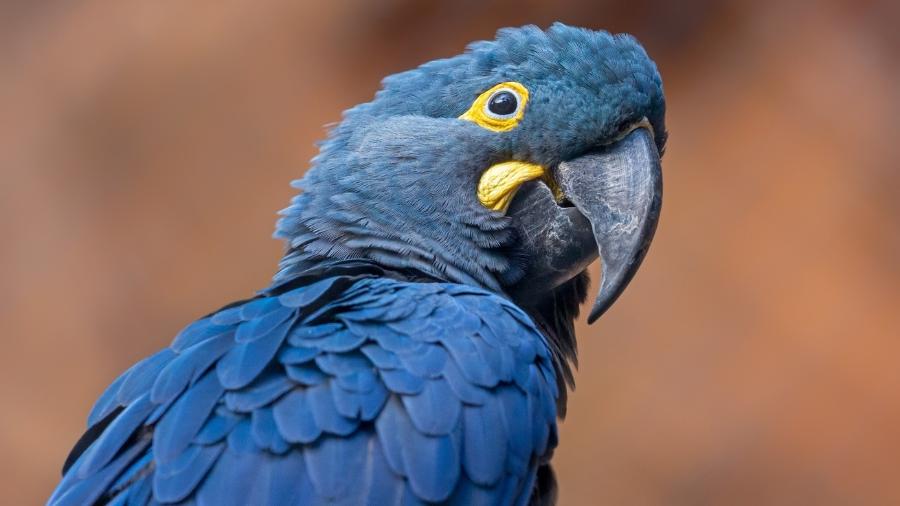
{"left": 476, "top": 161, "right": 546, "bottom": 213}
{"left": 459, "top": 81, "right": 530, "bottom": 132}
{"left": 462, "top": 81, "right": 548, "bottom": 213}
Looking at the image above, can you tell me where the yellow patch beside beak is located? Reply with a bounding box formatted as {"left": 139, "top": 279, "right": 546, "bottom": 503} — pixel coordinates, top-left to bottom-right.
{"left": 477, "top": 161, "right": 546, "bottom": 213}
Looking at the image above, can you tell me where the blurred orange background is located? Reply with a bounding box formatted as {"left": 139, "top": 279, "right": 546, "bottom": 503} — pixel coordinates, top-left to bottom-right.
{"left": 2, "top": 1, "right": 898, "bottom": 504}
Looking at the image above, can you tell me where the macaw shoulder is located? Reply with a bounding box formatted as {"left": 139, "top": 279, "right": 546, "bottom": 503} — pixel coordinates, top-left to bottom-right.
{"left": 56, "top": 275, "right": 560, "bottom": 505}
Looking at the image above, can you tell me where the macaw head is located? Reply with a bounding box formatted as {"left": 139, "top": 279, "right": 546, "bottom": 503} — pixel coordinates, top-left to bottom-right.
{"left": 276, "top": 23, "right": 665, "bottom": 378}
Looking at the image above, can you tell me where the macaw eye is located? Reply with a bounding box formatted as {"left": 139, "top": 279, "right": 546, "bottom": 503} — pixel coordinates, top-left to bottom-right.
{"left": 485, "top": 89, "right": 519, "bottom": 118}
{"left": 459, "top": 81, "right": 529, "bottom": 132}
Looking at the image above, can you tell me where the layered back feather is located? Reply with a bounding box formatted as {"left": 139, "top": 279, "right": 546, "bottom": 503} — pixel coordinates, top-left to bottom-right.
{"left": 51, "top": 266, "right": 560, "bottom": 505}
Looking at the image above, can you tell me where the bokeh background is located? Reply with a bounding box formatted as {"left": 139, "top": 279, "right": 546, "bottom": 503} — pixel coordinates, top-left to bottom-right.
{"left": 2, "top": 0, "right": 898, "bottom": 504}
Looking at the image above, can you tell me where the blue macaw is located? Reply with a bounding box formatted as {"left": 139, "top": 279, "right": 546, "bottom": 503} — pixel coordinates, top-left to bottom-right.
{"left": 50, "top": 23, "right": 665, "bottom": 505}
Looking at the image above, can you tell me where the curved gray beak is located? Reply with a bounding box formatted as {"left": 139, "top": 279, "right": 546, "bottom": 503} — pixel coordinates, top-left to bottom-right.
{"left": 508, "top": 127, "right": 662, "bottom": 323}
{"left": 556, "top": 127, "right": 662, "bottom": 322}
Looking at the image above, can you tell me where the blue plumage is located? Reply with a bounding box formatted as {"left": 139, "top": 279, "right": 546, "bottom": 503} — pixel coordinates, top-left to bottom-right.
{"left": 380, "top": 367, "right": 427, "bottom": 395}
{"left": 216, "top": 314, "right": 294, "bottom": 389}
{"left": 77, "top": 394, "right": 154, "bottom": 477}
{"left": 52, "top": 274, "right": 559, "bottom": 504}
{"left": 402, "top": 378, "right": 461, "bottom": 435}
{"left": 462, "top": 401, "right": 508, "bottom": 485}
{"left": 193, "top": 409, "right": 240, "bottom": 445}
{"left": 251, "top": 407, "right": 291, "bottom": 454}
{"left": 153, "top": 369, "right": 223, "bottom": 463}
{"left": 151, "top": 331, "right": 233, "bottom": 405}
{"left": 277, "top": 344, "right": 319, "bottom": 364}
{"left": 116, "top": 350, "right": 176, "bottom": 406}
{"left": 54, "top": 436, "right": 152, "bottom": 506}
{"left": 153, "top": 442, "right": 223, "bottom": 502}
{"left": 223, "top": 369, "right": 293, "bottom": 412}
{"left": 52, "top": 22, "right": 667, "bottom": 505}
{"left": 273, "top": 389, "right": 321, "bottom": 444}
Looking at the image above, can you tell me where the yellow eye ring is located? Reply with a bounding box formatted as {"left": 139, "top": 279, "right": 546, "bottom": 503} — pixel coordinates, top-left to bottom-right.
{"left": 459, "top": 81, "right": 529, "bottom": 132}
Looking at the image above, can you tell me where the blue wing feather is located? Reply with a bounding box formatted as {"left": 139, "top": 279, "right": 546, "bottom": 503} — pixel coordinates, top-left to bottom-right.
{"left": 284, "top": 362, "right": 328, "bottom": 385}
{"left": 380, "top": 368, "right": 426, "bottom": 394}
{"left": 233, "top": 307, "right": 293, "bottom": 343}
{"left": 526, "top": 365, "right": 552, "bottom": 456}
{"left": 110, "top": 449, "right": 152, "bottom": 492}
{"left": 170, "top": 319, "right": 232, "bottom": 352}
{"left": 401, "top": 418, "right": 461, "bottom": 501}
{"left": 209, "top": 305, "right": 246, "bottom": 326}
{"left": 373, "top": 395, "right": 410, "bottom": 477}
{"left": 277, "top": 276, "right": 344, "bottom": 308}
{"left": 53, "top": 436, "right": 151, "bottom": 506}
{"left": 194, "top": 443, "right": 264, "bottom": 506}
{"left": 360, "top": 436, "right": 407, "bottom": 505}
{"left": 225, "top": 418, "right": 255, "bottom": 454}
{"left": 307, "top": 381, "right": 359, "bottom": 436}
{"left": 440, "top": 334, "right": 499, "bottom": 387}
{"left": 397, "top": 343, "right": 448, "bottom": 378}
{"left": 154, "top": 443, "right": 224, "bottom": 503}
{"left": 332, "top": 372, "right": 388, "bottom": 420}
{"left": 251, "top": 407, "right": 290, "bottom": 454}
{"left": 286, "top": 322, "right": 342, "bottom": 344}
{"left": 462, "top": 401, "right": 508, "bottom": 486}
{"left": 52, "top": 276, "right": 560, "bottom": 505}
{"left": 303, "top": 429, "right": 369, "bottom": 500}
{"left": 497, "top": 384, "right": 533, "bottom": 477}
{"left": 245, "top": 450, "right": 315, "bottom": 505}
{"left": 193, "top": 409, "right": 240, "bottom": 445}
{"left": 77, "top": 394, "right": 155, "bottom": 477}
{"left": 448, "top": 475, "right": 518, "bottom": 506}
{"left": 116, "top": 349, "right": 176, "bottom": 406}
{"left": 124, "top": 470, "right": 154, "bottom": 506}
{"left": 442, "top": 354, "right": 490, "bottom": 405}
{"left": 87, "top": 369, "right": 130, "bottom": 428}
{"left": 153, "top": 370, "right": 224, "bottom": 463}
{"left": 314, "top": 351, "right": 371, "bottom": 376}
{"left": 401, "top": 378, "right": 461, "bottom": 436}
{"left": 272, "top": 389, "right": 321, "bottom": 444}
{"left": 237, "top": 296, "right": 280, "bottom": 320}
{"left": 216, "top": 315, "right": 294, "bottom": 389}
{"left": 360, "top": 343, "right": 401, "bottom": 369}
{"left": 277, "top": 345, "right": 319, "bottom": 364}
{"left": 223, "top": 369, "right": 293, "bottom": 412}
{"left": 151, "top": 331, "right": 233, "bottom": 405}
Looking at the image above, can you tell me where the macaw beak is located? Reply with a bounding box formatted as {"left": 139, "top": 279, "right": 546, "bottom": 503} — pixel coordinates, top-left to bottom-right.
{"left": 508, "top": 127, "right": 662, "bottom": 323}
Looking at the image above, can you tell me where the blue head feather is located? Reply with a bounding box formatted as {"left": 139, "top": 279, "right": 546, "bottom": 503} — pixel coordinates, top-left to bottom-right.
{"left": 274, "top": 23, "right": 665, "bottom": 292}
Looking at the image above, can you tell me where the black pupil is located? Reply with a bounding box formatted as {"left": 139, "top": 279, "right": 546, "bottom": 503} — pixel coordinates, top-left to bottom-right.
{"left": 488, "top": 91, "right": 517, "bottom": 116}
